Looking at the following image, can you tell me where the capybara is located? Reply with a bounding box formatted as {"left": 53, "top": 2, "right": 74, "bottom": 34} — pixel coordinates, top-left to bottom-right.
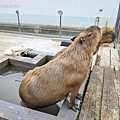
{"left": 100, "top": 30, "right": 116, "bottom": 44}
{"left": 19, "top": 26, "right": 102, "bottom": 111}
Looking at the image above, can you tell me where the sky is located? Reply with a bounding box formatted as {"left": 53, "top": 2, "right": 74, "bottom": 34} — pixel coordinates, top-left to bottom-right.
{"left": 0, "top": 0, "right": 119, "bottom": 18}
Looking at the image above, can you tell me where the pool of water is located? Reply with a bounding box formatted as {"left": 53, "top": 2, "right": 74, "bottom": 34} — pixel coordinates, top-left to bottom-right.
{"left": 0, "top": 64, "right": 60, "bottom": 116}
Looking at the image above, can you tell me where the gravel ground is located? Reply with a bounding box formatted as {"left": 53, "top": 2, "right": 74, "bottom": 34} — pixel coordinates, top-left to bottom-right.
{"left": 0, "top": 32, "right": 66, "bottom": 55}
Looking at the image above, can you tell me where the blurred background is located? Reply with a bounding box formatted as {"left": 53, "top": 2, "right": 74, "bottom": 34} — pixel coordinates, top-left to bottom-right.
{"left": 0, "top": 0, "right": 119, "bottom": 37}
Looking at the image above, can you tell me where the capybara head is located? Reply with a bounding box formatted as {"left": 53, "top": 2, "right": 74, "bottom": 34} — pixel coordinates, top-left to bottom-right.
{"left": 101, "top": 30, "right": 116, "bottom": 44}
{"left": 19, "top": 25, "right": 102, "bottom": 112}
{"left": 71, "top": 28, "right": 115, "bottom": 55}
{"left": 73, "top": 25, "right": 102, "bottom": 56}
{"left": 53, "top": 26, "right": 102, "bottom": 59}
{"left": 94, "top": 30, "right": 116, "bottom": 54}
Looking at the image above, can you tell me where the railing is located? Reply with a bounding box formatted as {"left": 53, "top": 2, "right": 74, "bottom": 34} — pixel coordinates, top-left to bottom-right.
{"left": 115, "top": 19, "right": 120, "bottom": 56}
{"left": 0, "top": 23, "right": 85, "bottom": 38}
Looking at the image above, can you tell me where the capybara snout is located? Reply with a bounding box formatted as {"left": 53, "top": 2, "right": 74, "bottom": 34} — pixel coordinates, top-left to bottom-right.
{"left": 19, "top": 25, "right": 102, "bottom": 111}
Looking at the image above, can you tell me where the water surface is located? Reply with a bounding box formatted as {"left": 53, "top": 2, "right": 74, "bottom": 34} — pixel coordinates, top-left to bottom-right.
{"left": 0, "top": 64, "right": 60, "bottom": 116}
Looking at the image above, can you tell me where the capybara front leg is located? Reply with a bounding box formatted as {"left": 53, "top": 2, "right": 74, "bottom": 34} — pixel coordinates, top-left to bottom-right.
{"left": 76, "top": 93, "right": 83, "bottom": 100}
{"left": 69, "top": 89, "right": 80, "bottom": 112}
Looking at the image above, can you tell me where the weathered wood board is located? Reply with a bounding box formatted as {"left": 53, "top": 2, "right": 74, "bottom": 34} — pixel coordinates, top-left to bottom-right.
{"left": 99, "top": 47, "right": 110, "bottom": 66}
{"left": 101, "top": 66, "right": 119, "bottom": 120}
{"left": 91, "top": 53, "right": 98, "bottom": 70}
{"left": 115, "top": 71, "right": 120, "bottom": 110}
{"left": 79, "top": 66, "right": 104, "bottom": 120}
{"left": 111, "top": 48, "right": 120, "bottom": 70}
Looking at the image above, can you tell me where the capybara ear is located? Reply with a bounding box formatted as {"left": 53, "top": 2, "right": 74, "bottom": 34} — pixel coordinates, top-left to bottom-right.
{"left": 79, "top": 37, "right": 85, "bottom": 44}
{"left": 71, "top": 36, "right": 76, "bottom": 41}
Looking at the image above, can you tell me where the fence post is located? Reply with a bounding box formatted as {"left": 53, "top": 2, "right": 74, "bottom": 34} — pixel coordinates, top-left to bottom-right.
{"left": 58, "top": 10, "right": 63, "bottom": 37}
{"left": 15, "top": 10, "right": 21, "bottom": 32}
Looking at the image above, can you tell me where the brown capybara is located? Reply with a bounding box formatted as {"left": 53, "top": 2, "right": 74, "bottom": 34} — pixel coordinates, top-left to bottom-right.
{"left": 100, "top": 30, "right": 116, "bottom": 44}
{"left": 94, "top": 30, "right": 116, "bottom": 54}
{"left": 19, "top": 25, "right": 102, "bottom": 111}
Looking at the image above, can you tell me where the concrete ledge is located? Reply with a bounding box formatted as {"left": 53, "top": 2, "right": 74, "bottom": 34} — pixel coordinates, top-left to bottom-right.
{"left": 0, "top": 59, "right": 8, "bottom": 69}
{"left": 9, "top": 56, "right": 35, "bottom": 68}
{"left": 9, "top": 50, "right": 55, "bottom": 68}
{"left": 0, "top": 100, "right": 56, "bottom": 120}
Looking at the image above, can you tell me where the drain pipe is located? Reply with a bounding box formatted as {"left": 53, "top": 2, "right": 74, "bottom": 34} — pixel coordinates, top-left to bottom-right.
{"left": 15, "top": 10, "right": 21, "bottom": 32}
{"left": 58, "top": 10, "right": 63, "bottom": 37}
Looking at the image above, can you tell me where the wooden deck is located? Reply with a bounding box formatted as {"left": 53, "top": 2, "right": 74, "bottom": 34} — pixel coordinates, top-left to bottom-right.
{"left": 79, "top": 44, "right": 120, "bottom": 120}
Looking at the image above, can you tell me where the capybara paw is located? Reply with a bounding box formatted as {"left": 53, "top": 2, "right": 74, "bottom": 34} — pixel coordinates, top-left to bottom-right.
{"left": 76, "top": 93, "right": 83, "bottom": 100}
{"left": 69, "top": 103, "right": 80, "bottom": 112}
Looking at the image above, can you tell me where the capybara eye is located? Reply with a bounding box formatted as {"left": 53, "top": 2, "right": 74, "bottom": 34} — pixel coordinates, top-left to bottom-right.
{"left": 88, "top": 33, "right": 92, "bottom": 37}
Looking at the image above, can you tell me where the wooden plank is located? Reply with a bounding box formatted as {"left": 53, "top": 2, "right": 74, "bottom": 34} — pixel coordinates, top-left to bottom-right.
{"left": 91, "top": 53, "right": 98, "bottom": 70}
{"left": 110, "top": 48, "right": 120, "bottom": 70}
{"left": 103, "top": 43, "right": 114, "bottom": 48}
{"left": 115, "top": 71, "right": 120, "bottom": 109}
{"left": 79, "top": 66, "right": 104, "bottom": 120}
{"left": 97, "top": 45, "right": 103, "bottom": 56}
{"left": 99, "top": 47, "right": 110, "bottom": 66}
{"left": 109, "top": 43, "right": 115, "bottom": 48}
{"left": 101, "top": 66, "right": 119, "bottom": 120}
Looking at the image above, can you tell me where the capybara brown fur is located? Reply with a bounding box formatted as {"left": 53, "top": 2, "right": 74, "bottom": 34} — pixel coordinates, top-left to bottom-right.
{"left": 52, "top": 47, "right": 66, "bottom": 60}
{"left": 19, "top": 26, "right": 102, "bottom": 111}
